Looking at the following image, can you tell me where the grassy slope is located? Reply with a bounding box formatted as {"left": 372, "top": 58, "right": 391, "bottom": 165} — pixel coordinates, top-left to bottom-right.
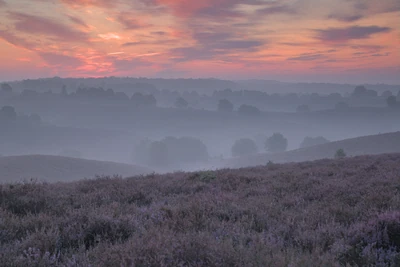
{"left": 0, "top": 155, "right": 152, "bottom": 183}
{"left": 1, "top": 153, "right": 399, "bottom": 266}
{"left": 225, "top": 131, "right": 400, "bottom": 168}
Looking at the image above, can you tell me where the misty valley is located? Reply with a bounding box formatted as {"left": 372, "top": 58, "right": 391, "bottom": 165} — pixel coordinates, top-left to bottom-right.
{"left": 1, "top": 78, "right": 399, "bottom": 174}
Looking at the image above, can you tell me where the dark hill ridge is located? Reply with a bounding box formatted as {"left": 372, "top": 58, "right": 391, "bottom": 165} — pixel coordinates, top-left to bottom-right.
{"left": 225, "top": 131, "right": 400, "bottom": 168}
{"left": 0, "top": 155, "right": 152, "bottom": 183}
{"left": 0, "top": 153, "right": 399, "bottom": 266}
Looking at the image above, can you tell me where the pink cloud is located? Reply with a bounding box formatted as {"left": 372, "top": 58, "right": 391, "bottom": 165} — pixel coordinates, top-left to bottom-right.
{"left": 9, "top": 12, "right": 90, "bottom": 43}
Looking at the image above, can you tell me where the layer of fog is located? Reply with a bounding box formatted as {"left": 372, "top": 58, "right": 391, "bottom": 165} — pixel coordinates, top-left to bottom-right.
{"left": 1, "top": 78, "right": 399, "bottom": 174}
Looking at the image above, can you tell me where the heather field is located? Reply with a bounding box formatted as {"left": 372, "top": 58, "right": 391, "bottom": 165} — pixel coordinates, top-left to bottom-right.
{"left": 1, "top": 154, "right": 400, "bottom": 266}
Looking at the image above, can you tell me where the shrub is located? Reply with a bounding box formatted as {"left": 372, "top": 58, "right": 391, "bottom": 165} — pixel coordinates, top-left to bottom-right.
{"left": 231, "top": 138, "right": 258, "bottom": 157}
{"left": 265, "top": 133, "right": 288, "bottom": 153}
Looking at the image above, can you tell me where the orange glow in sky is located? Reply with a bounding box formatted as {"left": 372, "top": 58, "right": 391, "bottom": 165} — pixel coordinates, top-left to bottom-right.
{"left": 0, "top": 0, "right": 399, "bottom": 83}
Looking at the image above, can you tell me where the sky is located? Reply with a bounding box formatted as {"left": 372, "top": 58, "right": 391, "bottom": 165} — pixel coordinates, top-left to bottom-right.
{"left": 0, "top": 0, "right": 399, "bottom": 84}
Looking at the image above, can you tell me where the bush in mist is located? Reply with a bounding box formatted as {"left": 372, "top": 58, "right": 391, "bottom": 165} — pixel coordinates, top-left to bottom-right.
{"left": 335, "top": 149, "right": 346, "bottom": 159}
{"left": 162, "top": 136, "right": 208, "bottom": 164}
{"left": 300, "top": 136, "right": 330, "bottom": 148}
{"left": 265, "top": 133, "right": 288, "bottom": 153}
{"left": 351, "top": 85, "right": 378, "bottom": 98}
{"left": 149, "top": 141, "right": 169, "bottom": 167}
{"left": 231, "top": 138, "right": 258, "bottom": 157}
{"left": 335, "top": 101, "right": 349, "bottom": 110}
{"left": 381, "top": 90, "right": 393, "bottom": 98}
{"left": 0, "top": 106, "right": 17, "bottom": 121}
{"left": 133, "top": 137, "right": 208, "bottom": 168}
{"left": 217, "top": 99, "right": 234, "bottom": 112}
{"left": 238, "top": 104, "right": 260, "bottom": 115}
{"left": 174, "top": 97, "right": 189, "bottom": 108}
{"left": 1, "top": 83, "right": 12, "bottom": 92}
{"left": 296, "top": 104, "right": 310, "bottom": 112}
{"left": 386, "top": 96, "right": 398, "bottom": 108}
{"left": 131, "top": 93, "right": 157, "bottom": 107}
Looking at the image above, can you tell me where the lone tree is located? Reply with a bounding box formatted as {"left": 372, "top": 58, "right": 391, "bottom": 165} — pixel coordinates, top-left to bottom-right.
{"left": 265, "top": 133, "right": 288, "bottom": 153}
{"left": 174, "top": 97, "right": 189, "bottom": 108}
{"left": 231, "top": 138, "right": 258, "bottom": 157}
{"left": 218, "top": 99, "right": 234, "bottom": 112}
{"left": 335, "top": 149, "right": 346, "bottom": 159}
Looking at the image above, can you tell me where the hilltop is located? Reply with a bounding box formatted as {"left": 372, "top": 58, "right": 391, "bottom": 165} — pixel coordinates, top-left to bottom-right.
{"left": 1, "top": 153, "right": 399, "bottom": 266}
{"left": 225, "top": 131, "right": 400, "bottom": 168}
{"left": 0, "top": 155, "right": 152, "bottom": 183}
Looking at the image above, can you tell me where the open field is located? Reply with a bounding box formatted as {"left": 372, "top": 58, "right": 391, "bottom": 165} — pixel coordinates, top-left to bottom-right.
{"left": 1, "top": 153, "right": 399, "bottom": 266}
{"left": 0, "top": 155, "right": 152, "bottom": 183}
{"left": 225, "top": 131, "right": 400, "bottom": 168}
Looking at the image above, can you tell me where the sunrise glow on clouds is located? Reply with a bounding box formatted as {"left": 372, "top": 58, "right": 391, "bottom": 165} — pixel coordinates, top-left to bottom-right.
{"left": 0, "top": 0, "right": 399, "bottom": 83}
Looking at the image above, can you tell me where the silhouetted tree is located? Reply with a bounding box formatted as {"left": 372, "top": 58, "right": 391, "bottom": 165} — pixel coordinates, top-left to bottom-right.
{"left": 162, "top": 136, "right": 208, "bottom": 164}
{"left": 335, "top": 149, "right": 346, "bottom": 159}
{"left": 351, "top": 85, "right": 377, "bottom": 97}
{"left": 352, "top": 86, "right": 367, "bottom": 97}
{"left": 238, "top": 104, "right": 260, "bottom": 115}
{"left": 231, "top": 138, "right": 258, "bottom": 157}
{"left": 387, "top": 96, "right": 398, "bottom": 108}
{"left": 1, "top": 83, "right": 12, "bottom": 93}
{"left": 300, "top": 136, "right": 329, "bottom": 149}
{"left": 218, "top": 99, "right": 234, "bottom": 112}
{"left": 0, "top": 106, "right": 17, "bottom": 121}
{"left": 149, "top": 141, "right": 169, "bottom": 167}
{"left": 175, "top": 97, "right": 188, "bottom": 108}
{"left": 61, "top": 85, "right": 68, "bottom": 97}
{"left": 265, "top": 133, "right": 288, "bottom": 153}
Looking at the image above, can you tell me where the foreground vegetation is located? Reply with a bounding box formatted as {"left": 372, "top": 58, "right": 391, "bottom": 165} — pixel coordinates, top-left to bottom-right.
{"left": 1, "top": 154, "right": 400, "bottom": 266}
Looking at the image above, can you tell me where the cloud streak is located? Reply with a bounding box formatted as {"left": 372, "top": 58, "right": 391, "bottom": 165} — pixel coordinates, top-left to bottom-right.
{"left": 9, "top": 12, "right": 90, "bottom": 43}
{"left": 315, "top": 25, "right": 391, "bottom": 42}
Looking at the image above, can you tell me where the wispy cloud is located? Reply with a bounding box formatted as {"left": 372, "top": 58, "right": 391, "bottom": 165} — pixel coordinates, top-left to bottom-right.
{"left": 67, "top": 15, "right": 89, "bottom": 28}
{"left": 287, "top": 53, "right": 326, "bottom": 61}
{"left": 9, "top": 12, "right": 90, "bottom": 43}
{"left": 38, "top": 52, "right": 84, "bottom": 67}
{"left": 0, "top": 29, "right": 37, "bottom": 50}
{"left": 315, "top": 25, "right": 391, "bottom": 42}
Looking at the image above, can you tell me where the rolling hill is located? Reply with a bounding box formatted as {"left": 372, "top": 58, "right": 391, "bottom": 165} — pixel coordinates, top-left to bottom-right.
{"left": 225, "top": 131, "right": 400, "bottom": 168}
{"left": 0, "top": 155, "right": 152, "bottom": 183}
